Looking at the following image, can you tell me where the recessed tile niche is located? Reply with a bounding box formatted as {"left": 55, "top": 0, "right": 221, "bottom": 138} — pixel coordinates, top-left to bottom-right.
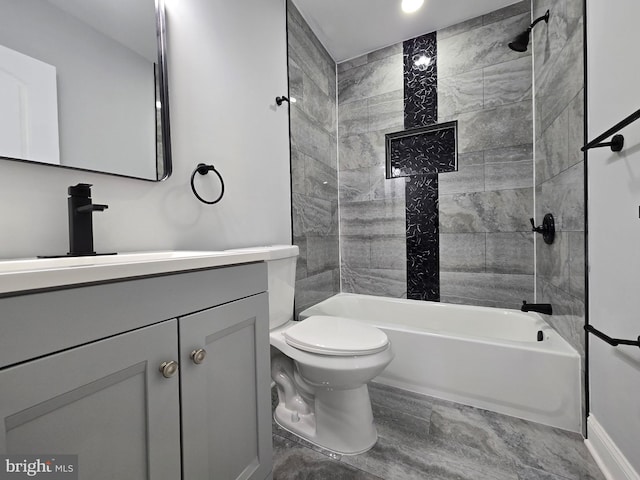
{"left": 385, "top": 121, "right": 458, "bottom": 179}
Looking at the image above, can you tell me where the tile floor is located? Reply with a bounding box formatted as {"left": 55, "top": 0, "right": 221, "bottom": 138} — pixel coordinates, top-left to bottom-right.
{"left": 271, "top": 383, "right": 604, "bottom": 480}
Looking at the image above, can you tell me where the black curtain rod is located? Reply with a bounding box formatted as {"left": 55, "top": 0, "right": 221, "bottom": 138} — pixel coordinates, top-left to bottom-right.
{"left": 584, "top": 325, "right": 640, "bottom": 348}
{"left": 582, "top": 107, "right": 640, "bottom": 152}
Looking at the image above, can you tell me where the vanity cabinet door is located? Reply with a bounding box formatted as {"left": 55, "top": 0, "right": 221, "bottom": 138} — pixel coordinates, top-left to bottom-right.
{"left": 0, "top": 320, "right": 181, "bottom": 480}
{"left": 179, "top": 293, "right": 272, "bottom": 480}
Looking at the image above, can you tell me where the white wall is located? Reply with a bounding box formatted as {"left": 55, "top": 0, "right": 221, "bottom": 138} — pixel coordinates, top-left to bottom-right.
{"left": 587, "top": 0, "right": 640, "bottom": 475}
{"left": 0, "top": 0, "right": 291, "bottom": 258}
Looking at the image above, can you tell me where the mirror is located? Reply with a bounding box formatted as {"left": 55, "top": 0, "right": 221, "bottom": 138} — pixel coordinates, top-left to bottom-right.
{"left": 0, "top": 0, "right": 171, "bottom": 181}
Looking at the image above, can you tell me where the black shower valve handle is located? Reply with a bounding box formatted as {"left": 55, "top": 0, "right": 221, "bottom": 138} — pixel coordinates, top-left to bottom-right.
{"left": 529, "top": 218, "right": 537, "bottom": 231}
{"left": 529, "top": 218, "right": 545, "bottom": 234}
{"left": 529, "top": 218, "right": 547, "bottom": 233}
{"left": 530, "top": 214, "right": 555, "bottom": 245}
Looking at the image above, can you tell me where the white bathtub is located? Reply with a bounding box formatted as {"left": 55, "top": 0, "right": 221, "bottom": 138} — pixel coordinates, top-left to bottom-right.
{"left": 299, "top": 293, "right": 582, "bottom": 433}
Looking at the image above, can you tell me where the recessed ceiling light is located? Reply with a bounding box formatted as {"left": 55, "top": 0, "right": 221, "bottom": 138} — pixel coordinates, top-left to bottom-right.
{"left": 414, "top": 55, "right": 431, "bottom": 68}
{"left": 402, "top": 0, "right": 424, "bottom": 14}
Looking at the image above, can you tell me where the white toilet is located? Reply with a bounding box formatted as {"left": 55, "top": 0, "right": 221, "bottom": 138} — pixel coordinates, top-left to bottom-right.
{"left": 253, "top": 245, "right": 394, "bottom": 455}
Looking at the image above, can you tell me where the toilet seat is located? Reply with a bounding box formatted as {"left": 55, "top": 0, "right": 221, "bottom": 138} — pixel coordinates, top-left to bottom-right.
{"left": 283, "top": 315, "right": 389, "bottom": 356}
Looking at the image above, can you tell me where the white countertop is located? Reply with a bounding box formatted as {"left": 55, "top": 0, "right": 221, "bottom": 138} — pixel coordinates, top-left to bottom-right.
{"left": 0, "top": 250, "right": 270, "bottom": 296}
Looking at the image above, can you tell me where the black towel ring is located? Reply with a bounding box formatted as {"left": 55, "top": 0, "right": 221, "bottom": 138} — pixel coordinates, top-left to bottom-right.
{"left": 190, "top": 163, "right": 225, "bottom": 205}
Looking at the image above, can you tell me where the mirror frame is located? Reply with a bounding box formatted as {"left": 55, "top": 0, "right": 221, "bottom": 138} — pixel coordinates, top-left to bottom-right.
{"left": 1, "top": 0, "right": 172, "bottom": 182}
{"left": 154, "top": 0, "right": 172, "bottom": 181}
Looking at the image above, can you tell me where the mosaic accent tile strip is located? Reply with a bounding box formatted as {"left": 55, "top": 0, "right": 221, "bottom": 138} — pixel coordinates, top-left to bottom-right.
{"left": 404, "top": 32, "right": 438, "bottom": 129}
{"left": 406, "top": 175, "right": 440, "bottom": 300}
{"left": 387, "top": 122, "right": 457, "bottom": 178}
{"left": 402, "top": 31, "right": 442, "bottom": 301}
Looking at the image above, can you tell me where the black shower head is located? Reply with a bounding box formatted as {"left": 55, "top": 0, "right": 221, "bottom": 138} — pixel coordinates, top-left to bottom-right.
{"left": 508, "top": 29, "right": 531, "bottom": 52}
{"left": 508, "top": 10, "right": 550, "bottom": 52}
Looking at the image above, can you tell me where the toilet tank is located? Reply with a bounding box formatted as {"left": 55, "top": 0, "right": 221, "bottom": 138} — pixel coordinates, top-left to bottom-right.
{"left": 225, "top": 245, "right": 298, "bottom": 329}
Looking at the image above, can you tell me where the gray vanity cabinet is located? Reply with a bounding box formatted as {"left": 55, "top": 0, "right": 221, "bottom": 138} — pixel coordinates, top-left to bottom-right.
{"left": 179, "top": 293, "right": 272, "bottom": 480}
{"left": 0, "top": 320, "right": 182, "bottom": 479}
{"left": 0, "top": 262, "right": 273, "bottom": 479}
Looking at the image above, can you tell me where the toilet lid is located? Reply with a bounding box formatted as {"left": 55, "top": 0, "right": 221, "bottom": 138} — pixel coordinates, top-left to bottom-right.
{"left": 283, "top": 315, "right": 389, "bottom": 356}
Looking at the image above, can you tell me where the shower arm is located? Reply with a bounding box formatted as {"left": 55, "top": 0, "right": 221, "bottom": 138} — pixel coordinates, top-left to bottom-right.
{"left": 529, "top": 10, "right": 550, "bottom": 30}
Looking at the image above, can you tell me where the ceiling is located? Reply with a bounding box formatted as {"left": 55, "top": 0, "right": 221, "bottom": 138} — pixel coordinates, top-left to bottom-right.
{"left": 292, "top": 0, "right": 522, "bottom": 63}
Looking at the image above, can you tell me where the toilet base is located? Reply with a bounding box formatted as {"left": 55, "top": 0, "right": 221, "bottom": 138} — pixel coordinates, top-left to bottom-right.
{"left": 273, "top": 384, "right": 378, "bottom": 455}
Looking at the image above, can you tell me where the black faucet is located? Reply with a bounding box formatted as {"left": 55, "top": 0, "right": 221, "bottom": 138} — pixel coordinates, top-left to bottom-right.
{"left": 68, "top": 183, "right": 108, "bottom": 256}
{"left": 521, "top": 301, "right": 553, "bottom": 315}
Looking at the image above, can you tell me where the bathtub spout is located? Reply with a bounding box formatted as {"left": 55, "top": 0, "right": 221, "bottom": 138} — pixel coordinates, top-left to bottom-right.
{"left": 521, "top": 301, "right": 552, "bottom": 315}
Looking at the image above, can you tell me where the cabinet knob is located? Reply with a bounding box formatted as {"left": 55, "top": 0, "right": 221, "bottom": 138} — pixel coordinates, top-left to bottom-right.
{"left": 159, "top": 360, "right": 179, "bottom": 378}
{"left": 190, "top": 348, "right": 207, "bottom": 365}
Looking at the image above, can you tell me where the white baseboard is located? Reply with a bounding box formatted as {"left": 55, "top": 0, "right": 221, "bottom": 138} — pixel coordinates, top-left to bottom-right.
{"left": 585, "top": 415, "right": 640, "bottom": 480}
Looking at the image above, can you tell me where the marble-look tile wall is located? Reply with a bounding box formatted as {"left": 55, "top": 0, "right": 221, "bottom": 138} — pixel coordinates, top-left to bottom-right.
{"left": 336, "top": 1, "right": 536, "bottom": 307}
{"left": 287, "top": 1, "right": 339, "bottom": 315}
{"left": 338, "top": 45, "right": 407, "bottom": 298}
{"left": 437, "top": 1, "right": 535, "bottom": 309}
{"left": 531, "top": 0, "right": 586, "bottom": 404}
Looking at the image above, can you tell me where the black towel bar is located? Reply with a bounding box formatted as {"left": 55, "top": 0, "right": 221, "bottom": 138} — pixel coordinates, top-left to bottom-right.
{"left": 582, "top": 107, "right": 640, "bottom": 152}
{"left": 584, "top": 325, "right": 640, "bottom": 348}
